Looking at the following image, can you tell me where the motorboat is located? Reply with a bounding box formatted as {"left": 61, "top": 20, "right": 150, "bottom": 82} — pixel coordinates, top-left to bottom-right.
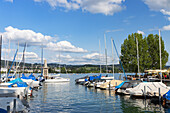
{"left": 100, "top": 80, "right": 123, "bottom": 90}
{"left": 75, "top": 76, "right": 89, "bottom": 84}
{"left": 95, "top": 80, "right": 106, "bottom": 88}
{"left": 116, "top": 80, "right": 142, "bottom": 95}
{"left": 128, "top": 82, "right": 169, "bottom": 97}
{"left": 44, "top": 76, "right": 70, "bottom": 83}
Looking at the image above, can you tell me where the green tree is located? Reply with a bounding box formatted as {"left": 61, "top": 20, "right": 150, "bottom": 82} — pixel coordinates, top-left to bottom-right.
{"left": 121, "top": 33, "right": 169, "bottom": 73}
{"left": 146, "top": 34, "right": 168, "bottom": 69}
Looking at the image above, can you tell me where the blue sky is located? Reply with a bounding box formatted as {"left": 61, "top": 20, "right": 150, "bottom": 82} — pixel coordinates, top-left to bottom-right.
{"left": 0, "top": 0, "right": 170, "bottom": 65}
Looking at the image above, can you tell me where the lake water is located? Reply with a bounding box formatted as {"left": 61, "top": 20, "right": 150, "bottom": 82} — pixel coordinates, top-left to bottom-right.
{"left": 27, "top": 74, "right": 170, "bottom": 113}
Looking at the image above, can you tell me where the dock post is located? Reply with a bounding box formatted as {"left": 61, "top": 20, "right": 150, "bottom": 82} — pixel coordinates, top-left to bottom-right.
{"left": 144, "top": 86, "right": 146, "bottom": 99}
{"left": 13, "top": 99, "right": 16, "bottom": 113}
{"left": 159, "top": 88, "right": 161, "bottom": 102}
{"left": 7, "top": 105, "right": 10, "bottom": 113}
{"left": 109, "top": 82, "right": 110, "bottom": 90}
{"left": 17, "top": 95, "right": 20, "bottom": 99}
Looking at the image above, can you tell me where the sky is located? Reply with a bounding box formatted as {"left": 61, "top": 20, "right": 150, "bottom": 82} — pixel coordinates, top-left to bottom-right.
{"left": 0, "top": 0, "right": 170, "bottom": 65}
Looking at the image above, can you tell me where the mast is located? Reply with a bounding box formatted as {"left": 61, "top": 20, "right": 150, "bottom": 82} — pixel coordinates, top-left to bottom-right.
{"left": 22, "top": 43, "right": 26, "bottom": 74}
{"left": 99, "top": 39, "right": 102, "bottom": 74}
{"left": 41, "top": 45, "right": 43, "bottom": 76}
{"left": 111, "top": 38, "right": 114, "bottom": 79}
{"left": 4, "top": 40, "right": 6, "bottom": 77}
{"left": 0, "top": 36, "right": 2, "bottom": 80}
{"left": 6, "top": 39, "right": 10, "bottom": 81}
{"left": 59, "top": 50, "right": 61, "bottom": 73}
{"left": 7, "top": 49, "right": 18, "bottom": 77}
{"left": 159, "top": 29, "right": 162, "bottom": 82}
{"left": 136, "top": 38, "right": 140, "bottom": 79}
{"left": 104, "top": 33, "right": 108, "bottom": 73}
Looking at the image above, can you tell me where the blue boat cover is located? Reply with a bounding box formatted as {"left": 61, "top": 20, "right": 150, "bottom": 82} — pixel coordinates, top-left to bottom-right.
{"left": 85, "top": 78, "right": 88, "bottom": 82}
{"left": 28, "top": 73, "right": 37, "bottom": 81}
{"left": 8, "top": 75, "right": 15, "bottom": 78}
{"left": 0, "top": 108, "right": 7, "bottom": 113}
{"left": 21, "top": 73, "right": 37, "bottom": 81}
{"left": 115, "top": 81, "right": 126, "bottom": 89}
{"left": 7, "top": 78, "right": 28, "bottom": 87}
{"left": 163, "top": 90, "right": 170, "bottom": 100}
{"left": 8, "top": 78, "right": 23, "bottom": 83}
{"left": 89, "top": 75, "right": 101, "bottom": 81}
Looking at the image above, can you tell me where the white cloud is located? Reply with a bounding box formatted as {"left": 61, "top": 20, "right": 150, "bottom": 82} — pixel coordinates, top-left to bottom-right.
{"left": 160, "top": 9, "right": 170, "bottom": 15}
{"left": 18, "top": 52, "right": 39, "bottom": 59}
{"left": 5, "top": 0, "right": 13, "bottom": 3}
{"left": 0, "top": 26, "right": 52, "bottom": 46}
{"left": 34, "top": 0, "right": 80, "bottom": 10}
{"left": 143, "top": 0, "right": 170, "bottom": 11}
{"left": 34, "top": 0, "right": 125, "bottom": 15}
{"left": 0, "top": 26, "right": 87, "bottom": 55}
{"left": 46, "top": 41, "right": 88, "bottom": 53}
{"left": 162, "top": 25, "right": 170, "bottom": 31}
{"left": 82, "top": 53, "right": 99, "bottom": 59}
{"left": 81, "top": 0, "right": 125, "bottom": 15}
{"left": 168, "top": 17, "right": 170, "bottom": 21}
{"left": 137, "top": 30, "right": 145, "bottom": 35}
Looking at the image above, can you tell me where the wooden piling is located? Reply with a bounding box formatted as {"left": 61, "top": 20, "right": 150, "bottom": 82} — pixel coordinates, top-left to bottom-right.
{"left": 17, "top": 95, "right": 20, "bottom": 99}
{"left": 7, "top": 105, "right": 10, "bottom": 113}
{"left": 144, "top": 86, "right": 146, "bottom": 99}
{"left": 159, "top": 88, "right": 161, "bottom": 102}
{"left": 13, "top": 99, "right": 16, "bottom": 113}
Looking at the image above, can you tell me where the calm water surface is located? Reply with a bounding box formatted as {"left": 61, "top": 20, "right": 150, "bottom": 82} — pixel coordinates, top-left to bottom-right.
{"left": 27, "top": 74, "right": 170, "bottom": 113}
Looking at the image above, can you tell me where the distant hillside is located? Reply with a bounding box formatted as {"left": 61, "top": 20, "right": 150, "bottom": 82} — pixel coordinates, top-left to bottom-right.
{"left": 1, "top": 60, "right": 169, "bottom": 73}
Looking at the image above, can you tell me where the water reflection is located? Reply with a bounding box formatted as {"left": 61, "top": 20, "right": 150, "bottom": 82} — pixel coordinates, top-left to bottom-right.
{"left": 27, "top": 74, "right": 170, "bottom": 113}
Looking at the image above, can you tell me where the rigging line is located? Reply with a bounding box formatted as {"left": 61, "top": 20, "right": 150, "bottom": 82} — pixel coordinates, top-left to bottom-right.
{"left": 112, "top": 39, "right": 127, "bottom": 80}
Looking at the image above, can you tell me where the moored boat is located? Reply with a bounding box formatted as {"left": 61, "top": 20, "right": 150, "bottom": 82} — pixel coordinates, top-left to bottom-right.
{"left": 116, "top": 80, "right": 142, "bottom": 95}
{"left": 44, "top": 76, "right": 70, "bottom": 83}
{"left": 128, "top": 82, "right": 169, "bottom": 98}
{"left": 100, "top": 80, "right": 123, "bottom": 90}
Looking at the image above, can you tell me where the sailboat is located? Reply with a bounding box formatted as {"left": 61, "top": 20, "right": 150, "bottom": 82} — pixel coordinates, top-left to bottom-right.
{"left": 99, "top": 38, "right": 123, "bottom": 90}
{"left": 40, "top": 46, "right": 70, "bottom": 83}
{"left": 16, "top": 43, "right": 40, "bottom": 88}
{"left": 0, "top": 38, "right": 32, "bottom": 96}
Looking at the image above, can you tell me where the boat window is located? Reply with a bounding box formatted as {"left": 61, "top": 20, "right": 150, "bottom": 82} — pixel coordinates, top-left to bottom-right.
{"left": 121, "top": 83, "right": 129, "bottom": 88}
{"left": 128, "top": 83, "right": 139, "bottom": 88}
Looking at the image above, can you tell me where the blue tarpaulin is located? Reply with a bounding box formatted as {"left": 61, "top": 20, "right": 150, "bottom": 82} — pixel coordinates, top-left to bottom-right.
{"left": 7, "top": 78, "right": 28, "bottom": 87}
{"left": 8, "top": 78, "right": 23, "bottom": 83}
{"left": 28, "top": 73, "right": 37, "bottom": 81}
{"left": 89, "top": 75, "right": 101, "bottom": 81}
{"left": 8, "top": 76, "right": 15, "bottom": 78}
{"left": 163, "top": 90, "right": 170, "bottom": 100}
{"left": 21, "top": 73, "right": 37, "bottom": 81}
